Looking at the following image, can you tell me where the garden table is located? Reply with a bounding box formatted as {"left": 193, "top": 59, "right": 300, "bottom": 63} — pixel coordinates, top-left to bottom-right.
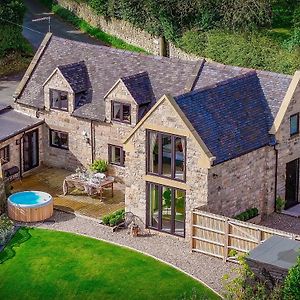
{"left": 63, "top": 174, "right": 114, "bottom": 199}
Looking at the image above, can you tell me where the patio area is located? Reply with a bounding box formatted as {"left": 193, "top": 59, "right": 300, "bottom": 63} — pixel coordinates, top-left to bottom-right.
{"left": 11, "top": 167, "right": 125, "bottom": 219}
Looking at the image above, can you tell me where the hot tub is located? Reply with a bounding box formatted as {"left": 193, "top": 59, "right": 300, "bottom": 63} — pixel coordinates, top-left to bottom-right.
{"left": 8, "top": 191, "right": 53, "bottom": 222}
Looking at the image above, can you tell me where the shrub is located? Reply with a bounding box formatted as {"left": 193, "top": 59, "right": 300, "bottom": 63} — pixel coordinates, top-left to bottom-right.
{"left": 234, "top": 207, "right": 259, "bottom": 221}
{"left": 90, "top": 159, "right": 108, "bottom": 173}
{"left": 102, "top": 209, "right": 125, "bottom": 227}
{"left": 275, "top": 196, "right": 285, "bottom": 213}
{"left": 283, "top": 256, "right": 300, "bottom": 300}
{"left": 0, "top": 214, "right": 14, "bottom": 245}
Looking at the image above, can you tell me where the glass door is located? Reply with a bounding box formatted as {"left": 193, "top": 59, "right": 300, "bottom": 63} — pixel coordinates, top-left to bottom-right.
{"left": 147, "top": 182, "right": 185, "bottom": 237}
{"left": 23, "top": 129, "right": 39, "bottom": 172}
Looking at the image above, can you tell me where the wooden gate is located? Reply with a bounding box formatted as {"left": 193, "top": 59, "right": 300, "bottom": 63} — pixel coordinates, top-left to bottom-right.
{"left": 192, "top": 209, "right": 300, "bottom": 262}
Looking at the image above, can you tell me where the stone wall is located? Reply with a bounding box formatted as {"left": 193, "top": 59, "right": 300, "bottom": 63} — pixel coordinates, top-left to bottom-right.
{"left": 55, "top": 0, "right": 201, "bottom": 61}
{"left": 124, "top": 97, "right": 209, "bottom": 239}
{"left": 207, "top": 146, "right": 276, "bottom": 217}
{"left": 276, "top": 83, "right": 300, "bottom": 201}
{"left": 15, "top": 77, "right": 138, "bottom": 182}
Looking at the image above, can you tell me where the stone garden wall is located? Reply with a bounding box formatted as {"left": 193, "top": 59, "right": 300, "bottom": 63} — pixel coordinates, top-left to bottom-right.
{"left": 55, "top": 0, "right": 199, "bottom": 61}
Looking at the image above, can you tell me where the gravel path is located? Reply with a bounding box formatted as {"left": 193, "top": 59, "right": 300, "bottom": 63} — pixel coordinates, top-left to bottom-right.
{"left": 260, "top": 213, "right": 300, "bottom": 235}
{"left": 18, "top": 210, "right": 235, "bottom": 295}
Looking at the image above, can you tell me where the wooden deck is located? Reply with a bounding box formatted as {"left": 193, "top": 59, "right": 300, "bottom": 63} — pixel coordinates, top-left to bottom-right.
{"left": 11, "top": 167, "right": 125, "bottom": 219}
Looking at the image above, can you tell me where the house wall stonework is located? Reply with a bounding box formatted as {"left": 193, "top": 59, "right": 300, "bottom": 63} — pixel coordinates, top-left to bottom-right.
{"left": 14, "top": 79, "right": 137, "bottom": 182}
{"left": 276, "top": 83, "right": 300, "bottom": 201}
{"left": 207, "top": 146, "right": 276, "bottom": 217}
{"left": 124, "top": 98, "right": 209, "bottom": 239}
{"left": 44, "top": 71, "right": 75, "bottom": 112}
{"left": 0, "top": 125, "right": 44, "bottom": 177}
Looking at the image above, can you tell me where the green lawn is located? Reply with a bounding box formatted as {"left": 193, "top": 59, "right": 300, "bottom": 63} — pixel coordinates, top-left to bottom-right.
{"left": 0, "top": 228, "right": 219, "bottom": 300}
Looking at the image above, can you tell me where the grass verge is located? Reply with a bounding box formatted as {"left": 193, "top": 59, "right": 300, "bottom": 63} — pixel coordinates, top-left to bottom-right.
{"left": 0, "top": 227, "right": 219, "bottom": 299}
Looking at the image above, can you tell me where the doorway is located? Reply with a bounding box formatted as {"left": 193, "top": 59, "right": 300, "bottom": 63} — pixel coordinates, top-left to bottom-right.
{"left": 285, "top": 158, "right": 299, "bottom": 209}
{"left": 23, "top": 129, "right": 39, "bottom": 172}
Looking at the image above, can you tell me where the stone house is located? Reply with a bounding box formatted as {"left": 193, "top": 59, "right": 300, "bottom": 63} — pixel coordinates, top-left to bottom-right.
{"left": 1, "top": 33, "right": 300, "bottom": 239}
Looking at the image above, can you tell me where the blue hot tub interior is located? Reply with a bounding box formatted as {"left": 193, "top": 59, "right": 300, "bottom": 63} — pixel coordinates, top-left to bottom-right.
{"left": 9, "top": 191, "right": 49, "bottom": 206}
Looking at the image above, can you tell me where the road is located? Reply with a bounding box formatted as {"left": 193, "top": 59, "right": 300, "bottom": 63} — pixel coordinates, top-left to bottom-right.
{"left": 0, "top": 0, "right": 106, "bottom": 106}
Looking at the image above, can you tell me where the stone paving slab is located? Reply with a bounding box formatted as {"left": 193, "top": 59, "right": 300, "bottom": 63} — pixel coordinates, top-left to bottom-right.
{"left": 19, "top": 210, "right": 236, "bottom": 295}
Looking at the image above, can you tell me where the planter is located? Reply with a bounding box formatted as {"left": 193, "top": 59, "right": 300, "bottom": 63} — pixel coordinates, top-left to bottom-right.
{"left": 247, "top": 214, "right": 262, "bottom": 224}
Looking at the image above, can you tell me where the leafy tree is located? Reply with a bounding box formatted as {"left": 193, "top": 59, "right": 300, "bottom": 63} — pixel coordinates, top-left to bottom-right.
{"left": 283, "top": 256, "right": 300, "bottom": 300}
{"left": 0, "top": 0, "right": 26, "bottom": 25}
{"left": 221, "top": 0, "right": 272, "bottom": 31}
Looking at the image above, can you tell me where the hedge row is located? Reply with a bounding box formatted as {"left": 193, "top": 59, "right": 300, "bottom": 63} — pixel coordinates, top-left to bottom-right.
{"left": 234, "top": 207, "right": 259, "bottom": 222}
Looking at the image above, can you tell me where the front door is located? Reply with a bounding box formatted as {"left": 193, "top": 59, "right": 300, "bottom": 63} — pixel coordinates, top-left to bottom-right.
{"left": 285, "top": 159, "right": 299, "bottom": 209}
{"left": 23, "top": 129, "right": 39, "bottom": 172}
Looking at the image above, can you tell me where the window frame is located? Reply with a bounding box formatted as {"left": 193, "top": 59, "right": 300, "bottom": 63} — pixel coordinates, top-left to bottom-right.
{"left": 108, "top": 144, "right": 125, "bottom": 167}
{"left": 146, "top": 130, "right": 186, "bottom": 182}
{"left": 49, "top": 129, "right": 69, "bottom": 150}
{"left": 146, "top": 182, "right": 186, "bottom": 238}
{"left": 111, "top": 101, "right": 131, "bottom": 124}
{"left": 50, "top": 89, "right": 69, "bottom": 112}
{"left": 290, "top": 113, "right": 299, "bottom": 136}
{"left": 0, "top": 145, "right": 10, "bottom": 164}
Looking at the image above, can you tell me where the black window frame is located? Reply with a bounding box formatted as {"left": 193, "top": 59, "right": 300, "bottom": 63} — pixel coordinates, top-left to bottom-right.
{"left": 146, "top": 182, "right": 186, "bottom": 238}
{"left": 146, "top": 130, "right": 186, "bottom": 182}
{"left": 290, "top": 113, "right": 299, "bottom": 136}
{"left": 0, "top": 145, "right": 10, "bottom": 164}
{"left": 50, "top": 89, "right": 69, "bottom": 112}
{"left": 108, "top": 144, "right": 125, "bottom": 167}
{"left": 111, "top": 101, "right": 131, "bottom": 124}
{"left": 49, "top": 129, "right": 69, "bottom": 150}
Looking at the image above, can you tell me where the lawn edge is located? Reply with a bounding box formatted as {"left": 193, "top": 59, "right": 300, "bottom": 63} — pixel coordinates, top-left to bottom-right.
{"left": 22, "top": 224, "right": 223, "bottom": 299}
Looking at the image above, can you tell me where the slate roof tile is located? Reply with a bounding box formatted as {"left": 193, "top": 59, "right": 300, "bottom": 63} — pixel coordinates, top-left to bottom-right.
{"left": 175, "top": 72, "right": 276, "bottom": 164}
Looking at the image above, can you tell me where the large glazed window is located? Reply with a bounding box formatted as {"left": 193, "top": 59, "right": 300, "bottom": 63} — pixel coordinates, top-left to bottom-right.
{"left": 49, "top": 129, "right": 69, "bottom": 150}
{"left": 50, "top": 89, "right": 68, "bottom": 111}
{"left": 112, "top": 101, "right": 131, "bottom": 124}
{"left": 147, "top": 130, "right": 186, "bottom": 181}
{"left": 147, "top": 182, "right": 185, "bottom": 237}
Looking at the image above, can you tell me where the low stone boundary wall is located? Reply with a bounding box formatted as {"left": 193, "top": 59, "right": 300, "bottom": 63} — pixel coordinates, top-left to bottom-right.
{"left": 55, "top": 0, "right": 200, "bottom": 61}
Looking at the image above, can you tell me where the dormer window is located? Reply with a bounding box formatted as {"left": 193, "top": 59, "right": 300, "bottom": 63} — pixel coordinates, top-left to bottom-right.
{"left": 112, "top": 101, "right": 131, "bottom": 124}
{"left": 50, "top": 89, "right": 68, "bottom": 111}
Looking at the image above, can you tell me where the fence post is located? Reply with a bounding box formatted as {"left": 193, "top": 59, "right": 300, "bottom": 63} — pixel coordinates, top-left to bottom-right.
{"left": 223, "top": 218, "right": 229, "bottom": 262}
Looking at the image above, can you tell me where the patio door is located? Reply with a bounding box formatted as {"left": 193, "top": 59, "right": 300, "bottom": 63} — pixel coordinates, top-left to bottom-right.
{"left": 285, "top": 158, "right": 299, "bottom": 209}
{"left": 23, "top": 129, "right": 39, "bottom": 172}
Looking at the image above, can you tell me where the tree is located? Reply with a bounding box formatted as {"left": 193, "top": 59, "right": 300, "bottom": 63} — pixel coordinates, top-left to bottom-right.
{"left": 0, "top": 0, "right": 26, "bottom": 25}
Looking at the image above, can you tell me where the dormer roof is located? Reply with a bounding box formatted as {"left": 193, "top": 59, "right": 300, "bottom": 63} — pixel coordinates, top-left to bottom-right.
{"left": 57, "top": 61, "right": 89, "bottom": 93}
{"left": 120, "top": 72, "right": 155, "bottom": 105}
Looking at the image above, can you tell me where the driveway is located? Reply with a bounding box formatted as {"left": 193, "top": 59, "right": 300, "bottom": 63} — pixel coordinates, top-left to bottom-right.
{"left": 0, "top": 0, "right": 106, "bottom": 106}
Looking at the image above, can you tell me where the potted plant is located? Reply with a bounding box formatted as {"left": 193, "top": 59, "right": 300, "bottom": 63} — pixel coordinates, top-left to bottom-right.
{"left": 90, "top": 159, "right": 108, "bottom": 174}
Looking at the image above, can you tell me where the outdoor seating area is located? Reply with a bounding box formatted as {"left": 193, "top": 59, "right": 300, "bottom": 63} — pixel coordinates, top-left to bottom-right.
{"left": 11, "top": 167, "right": 124, "bottom": 219}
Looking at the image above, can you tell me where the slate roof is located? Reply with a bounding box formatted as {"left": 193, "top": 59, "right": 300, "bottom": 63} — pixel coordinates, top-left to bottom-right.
{"left": 175, "top": 72, "right": 276, "bottom": 164}
{"left": 121, "top": 72, "right": 155, "bottom": 105}
{"left": 57, "top": 61, "right": 89, "bottom": 93}
{"left": 16, "top": 35, "right": 199, "bottom": 121}
{"left": 0, "top": 107, "right": 43, "bottom": 142}
{"left": 194, "top": 61, "right": 293, "bottom": 119}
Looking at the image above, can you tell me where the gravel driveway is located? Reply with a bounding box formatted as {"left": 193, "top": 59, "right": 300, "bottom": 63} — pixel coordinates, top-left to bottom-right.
{"left": 18, "top": 210, "right": 235, "bottom": 295}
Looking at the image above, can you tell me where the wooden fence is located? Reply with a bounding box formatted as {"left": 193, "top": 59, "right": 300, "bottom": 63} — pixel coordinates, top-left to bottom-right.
{"left": 192, "top": 209, "right": 300, "bottom": 262}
